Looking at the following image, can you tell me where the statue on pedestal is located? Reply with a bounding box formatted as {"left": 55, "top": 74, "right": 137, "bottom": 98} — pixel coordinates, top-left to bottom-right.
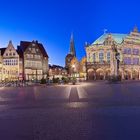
{"left": 110, "top": 42, "right": 120, "bottom": 81}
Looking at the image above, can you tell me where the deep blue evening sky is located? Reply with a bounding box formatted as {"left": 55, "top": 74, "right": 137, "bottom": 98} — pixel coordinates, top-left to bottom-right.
{"left": 0, "top": 0, "right": 140, "bottom": 66}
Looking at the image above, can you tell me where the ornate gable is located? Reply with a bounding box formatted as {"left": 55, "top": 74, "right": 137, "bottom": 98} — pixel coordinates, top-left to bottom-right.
{"left": 3, "top": 41, "right": 18, "bottom": 58}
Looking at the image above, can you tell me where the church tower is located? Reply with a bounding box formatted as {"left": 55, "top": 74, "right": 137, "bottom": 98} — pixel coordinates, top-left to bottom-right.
{"left": 65, "top": 33, "right": 77, "bottom": 72}
{"left": 70, "top": 33, "right": 76, "bottom": 57}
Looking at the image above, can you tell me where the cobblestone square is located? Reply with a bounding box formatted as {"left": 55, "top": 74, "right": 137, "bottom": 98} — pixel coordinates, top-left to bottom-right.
{"left": 0, "top": 81, "right": 140, "bottom": 140}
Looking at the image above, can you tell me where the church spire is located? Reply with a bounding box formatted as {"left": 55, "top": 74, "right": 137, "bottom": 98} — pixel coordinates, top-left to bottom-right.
{"left": 70, "top": 33, "right": 76, "bottom": 57}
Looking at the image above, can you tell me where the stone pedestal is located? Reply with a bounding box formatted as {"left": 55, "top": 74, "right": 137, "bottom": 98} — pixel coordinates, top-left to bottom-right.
{"left": 122, "top": 71, "right": 124, "bottom": 80}
{"left": 130, "top": 72, "right": 133, "bottom": 79}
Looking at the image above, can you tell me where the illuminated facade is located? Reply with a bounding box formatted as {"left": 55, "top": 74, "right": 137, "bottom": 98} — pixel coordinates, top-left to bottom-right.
{"left": 65, "top": 34, "right": 86, "bottom": 79}
{"left": 65, "top": 33, "right": 76, "bottom": 74}
{"left": 17, "top": 41, "right": 49, "bottom": 81}
{"left": 49, "top": 65, "right": 67, "bottom": 79}
{"left": 86, "top": 27, "right": 140, "bottom": 80}
{"left": 0, "top": 41, "right": 19, "bottom": 81}
{"left": 0, "top": 40, "right": 49, "bottom": 81}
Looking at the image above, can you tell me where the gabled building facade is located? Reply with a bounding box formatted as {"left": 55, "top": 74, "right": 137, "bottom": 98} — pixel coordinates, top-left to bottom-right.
{"left": 0, "top": 40, "right": 49, "bottom": 81}
{"left": 0, "top": 48, "right": 6, "bottom": 81}
{"left": 17, "top": 40, "right": 49, "bottom": 81}
{"left": 0, "top": 41, "right": 19, "bottom": 81}
{"left": 86, "top": 27, "right": 140, "bottom": 80}
{"left": 49, "top": 64, "right": 67, "bottom": 79}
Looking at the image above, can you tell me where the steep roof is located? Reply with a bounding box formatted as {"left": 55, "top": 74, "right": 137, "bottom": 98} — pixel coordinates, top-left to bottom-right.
{"left": 69, "top": 33, "right": 76, "bottom": 57}
{"left": 66, "top": 53, "right": 74, "bottom": 58}
{"left": 18, "top": 41, "right": 49, "bottom": 58}
{"left": 49, "top": 64, "right": 65, "bottom": 69}
{"left": 92, "top": 33, "right": 128, "bottom": 45}
{"left": 0, "top": 48, "right": 6, "bottom": 56}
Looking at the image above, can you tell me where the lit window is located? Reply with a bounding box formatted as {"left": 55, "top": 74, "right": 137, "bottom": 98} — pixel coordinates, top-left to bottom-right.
{"left": 133, "top": 49, "right": 139, "bottom": 55}
{"left": 133, "top": 58, "right": 139, "bottom": 65}
{"left": 123, "top": 48, "right": 131, "bottom": 54}
{"left": 124, "top": 57, "right": 131, "bottom": 65}
{"left": 99, "top": 52, "right": 104, "bottom": 63}
{"left": 107, "top": 52, "right": 110, "bottom": 63}
{"left": 93, "top": 53, "right": 96, "bottom": 62}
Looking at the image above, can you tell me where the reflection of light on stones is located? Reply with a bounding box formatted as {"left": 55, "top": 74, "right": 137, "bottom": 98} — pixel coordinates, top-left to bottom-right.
{"left": 67, "top": 102, "right": 89, "bottom": 108}
{"left": 0, "top": 87, "right": 4, "bottom": 90}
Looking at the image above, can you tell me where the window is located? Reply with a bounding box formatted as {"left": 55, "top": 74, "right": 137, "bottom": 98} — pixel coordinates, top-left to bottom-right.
{"left": 32, "top": 43, "right": 36, "bottom": 47}
{"left": 32, "top": 48, "right": 36, "bottom": 53}
{"left": 107, "top": 52, "right": 110, "bottom": 63}
{"left": 88, "top": 53, "right": 90, "bottom": 62}
{"left": 93, "top": 53, "right": 96, "bottom": 62}
{"left": 6, "top": 53, "right": 8, "bottom": 56}
{"left": 99, "top": 52, "right": 104, "bottom": 63}
{"left": 34, "top": 55, "right": 41, "bottom": 59}
{"left": 13, "top": 53, "right": 15, "bottom": 56}
{"left": 128, "top": 48, "right": 131, "bottom": 54}
{"left": 124, "top": 57, "right": 131, "bottom": 65}
{"left": 26, "top": 54, "right": 30, "bottom": 58}
{"left": 30, "top": 54, "right": 33, "bottom": 58}
{"left": 133, "top": 49, "right": 139, "bottom": 55}
{"left": 133, "top": 58, "right": 139, "bottom": 65}
{"left": 123, "top": 48, "right": 131, "bottom": 54}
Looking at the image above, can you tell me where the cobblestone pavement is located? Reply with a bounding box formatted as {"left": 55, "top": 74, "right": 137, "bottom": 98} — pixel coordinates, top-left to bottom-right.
{"left": 0, "top": 81, "right": 140, "bottom": 140}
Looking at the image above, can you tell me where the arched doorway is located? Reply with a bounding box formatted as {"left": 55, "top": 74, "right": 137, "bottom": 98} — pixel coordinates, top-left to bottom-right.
{"left": 96, "top": 69, "right": 104, "bottom": 80}
{"left": 105, "top": 69, "right": 111, "bottom": 80}
{"left": 124, "top": 69, "right": 131, "bottom": 80}
{"left": 118, "top": 69, "right": 122, "bottom": 80}
{"left": 132, "top": 70, "right": 139, "bottom": 80}
{"left": 87, "top": 69, "right": 95, "bottom": 80}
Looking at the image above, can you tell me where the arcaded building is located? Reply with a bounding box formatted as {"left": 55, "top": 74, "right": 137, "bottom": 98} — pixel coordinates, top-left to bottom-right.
{"left": 86, "top": 27, "right": 140, "bottom": 80}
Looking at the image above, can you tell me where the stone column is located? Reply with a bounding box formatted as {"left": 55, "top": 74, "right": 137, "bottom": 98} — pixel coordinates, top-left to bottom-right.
{"left": 130, "top": 71, "right": 133, "bottom": 79}
{"left": 104, "top": 73, "right": 106, "bottom": 80}
{"left": 122, "top": 70, "right": 124, "bottom": 80}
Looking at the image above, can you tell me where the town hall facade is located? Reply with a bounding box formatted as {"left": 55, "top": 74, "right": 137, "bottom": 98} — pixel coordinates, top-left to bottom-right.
{"left": 86, "top": 27, "right": 140, "bottom": 80}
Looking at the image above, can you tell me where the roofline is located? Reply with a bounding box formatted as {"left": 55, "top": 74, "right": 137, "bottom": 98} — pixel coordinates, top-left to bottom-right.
{"left": 91, "top": 33, "right": 128, "bottom": 46}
